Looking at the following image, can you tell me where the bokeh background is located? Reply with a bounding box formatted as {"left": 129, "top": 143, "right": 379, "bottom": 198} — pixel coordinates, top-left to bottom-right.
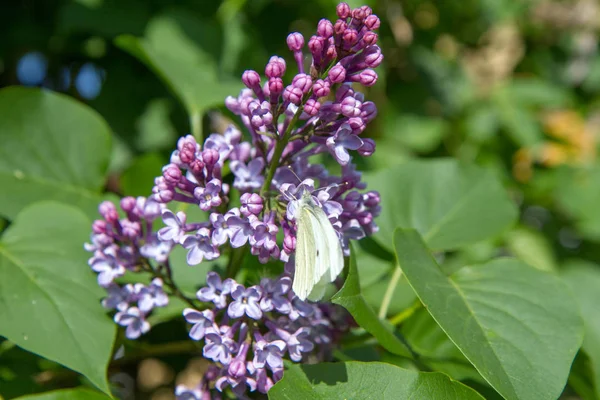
{"left": 2, "top": 0, "right": 600, "bottom": 399}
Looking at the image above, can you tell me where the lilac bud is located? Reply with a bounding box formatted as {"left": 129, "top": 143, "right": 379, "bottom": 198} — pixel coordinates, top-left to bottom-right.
{"left": 202, "top": 149, "right": 220, "bottom": 167}
{"left": 292, "top": 73, "right": 312, "bottom": 93}
{"left": 120, "top": 197, "right": 136, "bottom": 213}
{"left": 99, "top": 201, "right": 119, "bottom": 223}
{"left": 365, "top": 14, "right": 380, "bottom": 30}
{"left": 312, "top": 79, "right": 330, "bottom": 98}
{"left": 286, "top": 32, "right": 304, "bottom": 51}
{"left": 364, "top": 45, "right": 383, "bottom": 68}
{"left": 342, "top": 28, "right": 359, "bottom": 46}
{"left": 347, "top": 117, "right": 366, "bottom": 134}
{"left": 335, "top": 84, "right": 354, "bottom": 102}
{"left": 364, "top": 191, "right": 381, "bottom": 207}
{"left": 363, "top": 31, "right": 378, "bottom": 46}
{"left": 242, "top": 70, "right": 261, "bottom": 88}
{"left": 303, "top": 98, "right": 321, "bottom": 116}
{"left": 121, "top": 220, "right": 141, "bottom": 239}
{"left": 163, "top": 163, "right": 182, "bottom": 184}
{"left": 352, "top": 6, "right": 367, "bottom": 20}
{"left": 92, "top": 220, "right": 108, "bottom": 234}
{"left": 328, "top": 64, "right": 346, "bottom": 83}
{"left": 357, "top": 138, "right": 375, "bottom": 156}
{"left": 340, "top": 96, "right": 362, "bottom": 117}
{"left": 268, "top": 77, "right": 284, "bottom": 98}
{"left": 308, "top": 35, "right": 325, "bottom": 55}
{"left": 317, "top": 19, "right": 334, "bottom": 37}
{"left": 336, "top": 2, "right": 351, "bottom": 18}
{"left": 334, "top": 20, "right": 347, "bottom": 35}
{"left": 156, "top": 188, "right": 174, "bottom": 203}
{"left": 350, "top": 69, "right": 378, "bottom": 86}
{"left": 361, "top": 5, "right": 373, "bottom": 17}
{"left": 265, "top": 56, "right": 286, "bottom": 78}
{"left": 240, "top": 193, "right": 263, "bottom": 216}
{"left": 325, "top": 42, "right": 337, "bottom": 60}
{"left": 283, "top": 85, "right": 303, "bottom": 105}
{"left": 361, "top": 101, "right": 378, "bottom": 122}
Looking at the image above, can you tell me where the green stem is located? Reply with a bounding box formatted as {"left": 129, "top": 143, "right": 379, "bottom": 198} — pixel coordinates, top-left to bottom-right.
{"left": 389, "top": 299, "right": 423, "bottom": 326}
{"left": 190, "top": 111, "right": 202, "bottom": 142}
{"left": 378, "top": 265, "right": 403, "bottom": 319}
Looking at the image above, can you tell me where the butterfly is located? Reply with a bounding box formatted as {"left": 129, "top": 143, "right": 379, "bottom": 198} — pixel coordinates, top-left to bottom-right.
{"left": 292, "top": 188, "right": 344, "bottom": 301}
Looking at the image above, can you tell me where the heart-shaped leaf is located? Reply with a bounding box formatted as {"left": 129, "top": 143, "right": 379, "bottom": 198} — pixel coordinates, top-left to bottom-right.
{"left": 269, "top": 361, "right": 485, "bottom": 400}
{"left": 366, "top": 159, "right": 518, "bottom": 251}
{"left": 394, "top": 228, "right": 583, "bottom": 400}
{"left": 0, "top": 202, "right": 116, "bottom": 395}
{"left": 0, "top": 87, "right": 112, "bottom": 220}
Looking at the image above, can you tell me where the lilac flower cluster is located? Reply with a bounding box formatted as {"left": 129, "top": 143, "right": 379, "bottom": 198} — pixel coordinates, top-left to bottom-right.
{"left": 151, "top": 2, "right": 382, "bottom": 268}
{"left": 83, "top": 2, "right": 382, "bottom": 398}
{"left": 175, "top": 272, "right": 350, "bottom": 398}
{"left": 85, "top": 197, "right": 171, "bottom": 337}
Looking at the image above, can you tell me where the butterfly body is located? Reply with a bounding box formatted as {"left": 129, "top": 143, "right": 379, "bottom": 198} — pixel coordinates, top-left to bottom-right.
{"left": 292, "top": 190, "right": 344, "bottom": 301}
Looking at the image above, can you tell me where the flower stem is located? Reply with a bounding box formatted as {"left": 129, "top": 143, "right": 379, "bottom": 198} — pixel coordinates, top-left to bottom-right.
{"left": 378, "top": 265, "right": 403, "bottom": 319}
{"left": 389, "top": 299, "right": 423, "bottom": 326}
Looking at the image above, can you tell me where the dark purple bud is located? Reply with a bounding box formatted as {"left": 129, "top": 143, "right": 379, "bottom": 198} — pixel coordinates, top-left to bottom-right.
{"left": 365, "top": 14, "right": 380, "bottom": 30}
{"left": 308, "top": 35, "right": 325, "bottom": 55}
{"left": 352, "top": 6, "right": 367, "bottom": 20}
{"left": 334, "top": 20, "right": 347, "bottom": 35}
{"left": 303, "top": 98, "right": 321, "bottom": 116}
{"left": 265, "top": 56, "right": 286, "bottom": 78}
{"left": 313, "top": 79, "right": 330, "bottom": 98}
{"left": 163, "top": 163, "right": 182, "bottom": 184}
{"left": 342, "top": 28, "right": 359, "bottom": 46}
{"left": 283, "top": 85, "right": 303, "bottom": 105}
{"left": 240, "top": 193, "right": 263, "bottom": 216}
{"left": 361, "top": 101, "right": 378, "bottom": 122}
{"left": 189, "top": 159, "right": 205, "bottom": 176}
{"left": 347, "top": 117, "right": 366, "bottom": 133}
{"left": 242, "top": 70, "right": 261, "bottom": 89}
{"left": 317, "top": 19, "right": 334, "bottom": 37}
{"left": 335, "top": 84, "right": 354, "bottom": 101}
{"left": 325, "top": 42, "right": 337, "bottom": 60}
{"left": 99, "top": 201, "right": 119, "bottom": 223}
{"left": 361, "top": 5, "right": 373, "bottom": 17}
{"left": 156, "top": 188, "right": 174, "bottom": 203}
{"left": 357, "top": 138, "right": 375, "bottom": 156}
{"left": 364, "top": 191, "right": 381, "bottom": 207}
{"left": 336, "top": 2, "right": 351, "bottom": 18}
{"left": 363, "top": 31, "right": 378, "bottom": 46}
{"left": 341, "top": 96, "right": 361, "bottom": 117}
{"left": 328, "top": 64, "right": 346, "bottom": 83}
{"left": 286, "top": 32, "right": 304, "bottom": 51}
{"left": 92, "top": 220, "right": 108, "bottom": 234}
{"left": 268, "top": 77, "right": 284, "bottom": 97}
{"left": 364, "top": 46, "right": 383, "bottom": 68}
{"left": 120, "top": 197, "right": 136, "bottom": 213}
{"left": 202, "top": 149, "right": 220, "bottom": 167}
{"left": 228, "top": 358, "right": 247, "bottom": 378}
{"left": 292, "top": 73, "right": 312, "bottom": 93}
{"left": 350, "top": 69, "right": 378, "bottom": 86}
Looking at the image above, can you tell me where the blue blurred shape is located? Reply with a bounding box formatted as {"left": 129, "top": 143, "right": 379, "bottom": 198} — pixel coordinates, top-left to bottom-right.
{"left": 16, "top": 52, "right": 48, "bottom": 86}
{"left": 75, "top": 62, "right": 104, "bottom": 99}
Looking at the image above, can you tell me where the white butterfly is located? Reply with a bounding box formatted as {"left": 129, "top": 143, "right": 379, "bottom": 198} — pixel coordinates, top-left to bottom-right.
{"left": 292, "top": 188, "right": 344, "bottom": 301}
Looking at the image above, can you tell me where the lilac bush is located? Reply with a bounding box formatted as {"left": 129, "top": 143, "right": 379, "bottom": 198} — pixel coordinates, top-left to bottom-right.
{"left": 85, "top": 2, "right": 382, "bottom": 398}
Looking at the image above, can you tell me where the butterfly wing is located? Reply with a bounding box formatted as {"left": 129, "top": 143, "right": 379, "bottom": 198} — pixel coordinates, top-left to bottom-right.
{"left": 293, "top": 204, "right": 317, "bottom": 301}
{"left": 292, "top": 195, "right": 344, "bottom": 301}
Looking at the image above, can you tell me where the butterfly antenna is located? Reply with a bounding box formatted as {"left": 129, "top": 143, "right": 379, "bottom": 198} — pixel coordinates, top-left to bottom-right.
{"left": 286, "top": 166, "right": 302, "bottom": 184}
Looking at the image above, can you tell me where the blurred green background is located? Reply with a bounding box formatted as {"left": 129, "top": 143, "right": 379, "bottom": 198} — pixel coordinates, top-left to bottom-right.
{"left": 1, "top": 0, "right": 600, "bottom": 398}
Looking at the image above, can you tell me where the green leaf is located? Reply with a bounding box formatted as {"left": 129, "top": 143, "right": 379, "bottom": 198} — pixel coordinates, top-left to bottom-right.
{"left": 114, "top": 13, "right": 242, "bottom": 135}
{"left": 366, "top": 159, "right": 518, "bottom": 251}
{"left": 269, "top": 361, "right": 485, "bottom": 400}
{"left": 0, "top": 87, "right": 112, "bottom": 220}
{"left": 120, "top": 153, "right": 166, "bottom": 197}
{"left": 331, "top": 247, "right": 412, "bottom": 358}
{"left": 505, "top": 227, "right": 557, "bottom": 272}
{"left": 0, "top": 202, "right": 116, "bottom": 395}
{"left": 562, "top": 260, "right": 600, "bottom": 399}
{"left": 14, "top": 388, "right": 111, "bottom": 400}
{"left": 394, "top": 228, "right": 584, "bottom": 400}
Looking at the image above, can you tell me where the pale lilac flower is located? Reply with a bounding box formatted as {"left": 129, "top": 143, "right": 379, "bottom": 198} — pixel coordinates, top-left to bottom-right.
{"left": 253, "top": 334, "right": 286, "bottom": 370}
{"left": 194, "top": 179, "right": 222, "bottom": 211}
{"left": 326, "top": 123, "right": 364, "bottom": 165}
{"left": 90, "top": 253, "right": 125, "bottom": 287}
{"left": 102, "top": 283, "right": 134, "bottom": 311}
{"left": 114, "top": 307, "right": 150, "bottom": 339}
{"left": 231, "top": 158, "right": 265, "bottom": 191}
{"left": 182, "top": 228, "right": 219, "bottom": 265}
{"left": 228, "top": 286, "right": 263, "bottom": 320}
{"left": 184, "top": 308, "right": 215, "bottom": 340}
{"left": 138, "top": 278, "right": 169, "bottom": 313}
{"left": 197, "top": 272, "right": 233, "bottom": 308}
{"left": 204, "top": 326, "right": 238, "bottom": 365}
{"left": 158, "top": 209, "right": 187, "bottom": 242}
